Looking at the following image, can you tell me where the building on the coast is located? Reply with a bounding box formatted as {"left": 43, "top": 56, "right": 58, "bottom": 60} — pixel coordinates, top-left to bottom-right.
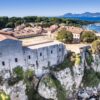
{"left": 0, "top": 33, "right": 25, "bottom": 71}
{"left": 66, "top": 26, "right": 83, "bottom": 43}
{"left": 0, "top": 31, "right": 66, "bottom": 75}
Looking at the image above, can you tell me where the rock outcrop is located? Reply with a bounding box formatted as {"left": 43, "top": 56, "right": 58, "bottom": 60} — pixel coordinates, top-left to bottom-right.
{"left": 0, "top": 48, "right": 100, "bottom": 100}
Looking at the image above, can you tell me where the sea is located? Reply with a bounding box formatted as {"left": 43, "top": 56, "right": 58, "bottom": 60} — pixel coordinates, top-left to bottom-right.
{"left": 64, "top": 17, "right": 100, "bottom": 33}
{"left": 64, "top": 17, "right": 100, "bottom": 22}
{"left": 83, "top": 23, "right": 100, "bottom": 33}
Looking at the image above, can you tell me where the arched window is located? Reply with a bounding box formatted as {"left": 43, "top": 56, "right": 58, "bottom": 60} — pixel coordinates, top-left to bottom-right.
{"left": 28, "top": 55, "right": 31, "bottom": 59}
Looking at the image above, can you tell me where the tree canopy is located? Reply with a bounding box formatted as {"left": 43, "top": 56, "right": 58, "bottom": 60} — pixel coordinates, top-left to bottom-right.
{"left": 0, "top": 16, "right": 92, "bottom": 29}
{"left": 81, "top": 31, "right": 97, "bottom": 43}
{"left": 92, "top": 39, "right": 100, "bottom": 54}
{"left": 56, "top": 29, "right": 73, "bottom": 43}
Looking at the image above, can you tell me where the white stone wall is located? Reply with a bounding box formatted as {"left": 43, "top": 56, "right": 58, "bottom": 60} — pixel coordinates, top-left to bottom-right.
{"left": 0, "top": 39, "right": 66, "bottom": 75}
{"left": 0, "top": 39, "right": 25, "bottom": 71}
{"left": 24, "top": 43, "right": 65, "bottom": 68}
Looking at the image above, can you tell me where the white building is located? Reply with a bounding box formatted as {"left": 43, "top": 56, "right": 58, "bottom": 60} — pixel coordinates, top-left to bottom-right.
{"left": 0, "top": 34, "right": 25, "bottom": 71}
{"left": 0, "top": 32, "right": 66, "bottom": 76}
{"left": 24, "top": 42, "right": 65, "bottom": 68}
{"left": 66, "top": 26, "right": 83, "bottom": 43}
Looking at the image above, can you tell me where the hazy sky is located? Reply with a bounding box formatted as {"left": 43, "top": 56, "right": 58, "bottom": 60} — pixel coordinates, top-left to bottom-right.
{"left": 0, "top": 0, "right": 100, "bottom": 17}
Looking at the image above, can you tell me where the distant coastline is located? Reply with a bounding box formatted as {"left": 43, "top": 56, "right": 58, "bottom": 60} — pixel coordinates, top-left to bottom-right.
{"left": 60, "top": 12, "right": 100, "bottom": 22}
{"left": 63, "top": 17, "right": 100, "bottom": 22}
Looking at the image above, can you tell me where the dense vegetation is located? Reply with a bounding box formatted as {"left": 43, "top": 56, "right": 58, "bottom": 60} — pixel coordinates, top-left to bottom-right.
{"left": 85, "top": 49, "right": 94, "bottom": 66}
{"left": 92, "top": 39, "right": 100, "bottom": 54}
{"left": 6, "top": 66, "right": 48, "bottom": 100}
{"left": 82, "top": 69, "right": 100, "bottom": 87}
{"left": 56, "top": 29, "right": 73, "bottom": 43}
{"left": 81, "top": 31, "right": 97, "bottom": 43}
{"left": 0, "top": 16, "right": 92, "bottom": 29}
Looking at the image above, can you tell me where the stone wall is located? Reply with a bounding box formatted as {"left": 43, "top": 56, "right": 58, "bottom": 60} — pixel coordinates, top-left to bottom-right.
{"left": 23, "top": 43, "right": 66, "bottom": 76}
{"left": 0, "top": 39, "right": 66, "bottom": 77}
{"left": 0, "top": 39, "right": 25, "bottom": 71}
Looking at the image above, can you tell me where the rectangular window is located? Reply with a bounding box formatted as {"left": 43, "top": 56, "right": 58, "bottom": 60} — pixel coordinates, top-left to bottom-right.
{"left": 36, "top": 60, "right": 38, "bottom": 66}
{"left": 51, "top": 50, "right": 53, "bottom": 54}
{"left": 2, "top": 61, "right": 5, "bottom": 66}
{"left": 15, "top": 58, "right": 18, "bottom": 62}
{"left": 59, "top": 48, "right": 61, "bottom": 52}
{"left": 28, "top": 55, "right": 31, "bottom": 59}
{"left": 40, "top": 53, "right": 42, "bottom": 56}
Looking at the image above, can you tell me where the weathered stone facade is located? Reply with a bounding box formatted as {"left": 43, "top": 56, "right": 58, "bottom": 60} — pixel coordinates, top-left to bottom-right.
{"left": 0, "top": 39, "right": 66, "bottom": 76}
{"left": 0, "top": 39, "right": 25, "bottom": 71}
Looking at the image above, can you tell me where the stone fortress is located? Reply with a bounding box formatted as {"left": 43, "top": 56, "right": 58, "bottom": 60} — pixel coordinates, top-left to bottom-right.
{"left": 0, "top": 31, "right": 66, "bottom": 76}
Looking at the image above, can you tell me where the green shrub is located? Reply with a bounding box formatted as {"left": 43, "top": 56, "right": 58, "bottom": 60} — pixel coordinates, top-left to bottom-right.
{"left": 25, "top": 77, "right": 45, "bottom": 100}
{"left": 52, "top": 76, "right": 67, "bottom": 100}
{"left": 86, "top": 52, "right": 93, "bottom": 66}
{"left": 82, "top": 69, "right": 100, "bottom": 87}
{"left": 92, "top": 39, "right": 100, "bottom": 54}
{"left": 81, "top": 31, "right": 97, "bottom": 43}
{"left": 75, "top": 54, "right": 81, "bottom": 65}
{"left": 43, "top": 76, "right": 56, "bottom": 88}
{"left": 13, "top": 66, "right": 24, "bottom": 80}
{"left": 8, "top": 77, "right": 21, "bottom": 86}
{"left": 96, "top": 72, "right": 100, "bottom": 79}
{"left": 8, "top": 66, "right": 24, "bottom": 86}
{"left": 0, "top": 92, "right": 10, "bottom": 100}
{"left": 24, "top": 70, "right": 34, "bottom": 82}
{"left": 56, "top": 29, "right": 73, "bottom": 43}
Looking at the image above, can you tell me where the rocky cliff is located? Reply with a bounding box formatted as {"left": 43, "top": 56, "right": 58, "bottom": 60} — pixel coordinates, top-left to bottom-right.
{"left": 0, "top": 48, "right": 100, "bottom": 100}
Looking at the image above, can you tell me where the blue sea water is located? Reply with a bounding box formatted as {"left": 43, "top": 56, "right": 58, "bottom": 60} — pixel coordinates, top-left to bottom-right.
{"left": 64, "top": 17, "right": 100, "bottom": 22}
{"left": 83, "top": 23, "right": 100, "bottom": 33}
{"left": 78, "top": 17, "right": 100, "bottom": 22}
{"left": 63, "top": 17, "right": 100, "bottom": 33}
{"left": 64, "top": 17, "right": 100, "bottom": 33}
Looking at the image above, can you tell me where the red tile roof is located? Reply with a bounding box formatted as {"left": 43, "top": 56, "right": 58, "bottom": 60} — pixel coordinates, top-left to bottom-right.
{"left": 66, "top": 26, "right": 83, "bottom": 34}
{"left": 0, "top": 31, "right": 17, "bottom": 41}
{"left": 0, "top": 31, "right": 13, "bottom": 35}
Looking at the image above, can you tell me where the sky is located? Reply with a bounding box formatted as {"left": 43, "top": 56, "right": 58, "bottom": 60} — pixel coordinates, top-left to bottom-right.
{"left": 0, "top": 0, "right": 100, "bottom": 17}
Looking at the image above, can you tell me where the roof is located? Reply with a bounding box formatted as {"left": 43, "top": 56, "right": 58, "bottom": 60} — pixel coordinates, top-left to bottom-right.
{"left": 0, "top": 31, "right": 13, "bottom": 35}
{"left": 27, "top": 41, "right": 62, "bottom": 49}
{"left": 1, "top": 28, "right": 13, "bottom": 32}
{"left": 0, "top": 34, "right": 17, "bottom": 41}
{"left": 13, "top": 26, "right": 43, "bottom": 38}
{"left": 66, "top": 26, "right": 83, "bottom": 34}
